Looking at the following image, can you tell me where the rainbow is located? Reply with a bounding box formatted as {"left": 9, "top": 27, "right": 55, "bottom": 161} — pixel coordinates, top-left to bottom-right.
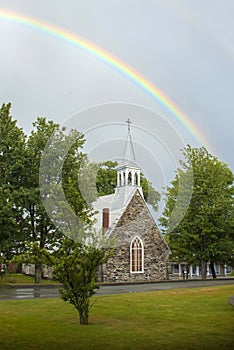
{"left": 0, "top": 9, "right": 205, "bottom": 145}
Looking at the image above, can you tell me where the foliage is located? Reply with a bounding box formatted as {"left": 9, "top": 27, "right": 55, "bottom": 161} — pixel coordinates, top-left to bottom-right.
{"left": 140, "top": 174, "right": 161, "bottom": 212}
{"left": 160, "top": 145, "right": 234, "bottom": 278}
{"left": 0, "top": 105, "right": 96, "bottom": 283}
{"left": 96, "top": 161, "right": 118, "bottom": 196}
{"left": 52, "top": 237, "right": 110, "bottom": 325}
{"left": 96, "top": 161, "right": 161, "bottom": 211}
{"left": 20, "top": 117, "right": 95, "bottom": 282}
{"left": 0, "top": 103, "right": 27, "bottom": 257}
{"left": 61, "top": 130, "right": 96, "bottom": 226}
{"left": 21, "top": 118, "right": 63, "bottom": 282}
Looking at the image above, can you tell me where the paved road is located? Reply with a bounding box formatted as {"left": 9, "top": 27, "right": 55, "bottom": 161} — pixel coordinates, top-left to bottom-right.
{"left": 0, "top": 279, "right": 233, "bottom": 301}
{"left": 97, "top": 279, "right": 234, "bottom": 295}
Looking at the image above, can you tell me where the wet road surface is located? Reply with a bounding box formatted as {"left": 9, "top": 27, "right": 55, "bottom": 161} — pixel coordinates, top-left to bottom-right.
{"left": 0, "top": 279, "right": 233, "bottom": 301}
{"left": 0, "top": 286, "right": 60, "bottom": 300}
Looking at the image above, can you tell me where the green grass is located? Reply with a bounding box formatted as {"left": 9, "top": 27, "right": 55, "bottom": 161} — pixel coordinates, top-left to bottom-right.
{"left": 0, "top": 273, "right": 58, "bottom": 285}
{"left": 0, "top": 285, "right": 233, "bottom": 350}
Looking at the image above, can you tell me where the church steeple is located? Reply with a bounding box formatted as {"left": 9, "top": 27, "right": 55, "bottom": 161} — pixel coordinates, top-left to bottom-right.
{"left": 123, "top": 118, "right": 136, "bottom": 163}
{"left": 116, "top": 119, "right": 141, "bottom": 188}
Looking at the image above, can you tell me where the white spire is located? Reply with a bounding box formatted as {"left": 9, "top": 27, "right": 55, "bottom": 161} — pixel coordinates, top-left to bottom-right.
{"left": 122, "top": 118, "right": 136, "bottom": 165}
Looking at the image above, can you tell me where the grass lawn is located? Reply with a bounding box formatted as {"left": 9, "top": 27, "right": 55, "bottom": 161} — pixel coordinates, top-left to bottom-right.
{"left": 0, "top": 273, "right": 58, "bottom": 285}
{"left": 0, "top": 285, "right": 233, "bottom": 350}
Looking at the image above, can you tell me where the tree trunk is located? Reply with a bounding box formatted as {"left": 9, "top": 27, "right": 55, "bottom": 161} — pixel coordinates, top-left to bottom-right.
{"left": 201, "top": 260, "right": 207, "bottom": 279}
{"left": 79, "top": 310, "right": 89, "bottom": 325}
{"left": 17, "top": 262, "right": 22, "bottom": 273}
{"left": 35, "top": 263, "right": 42, "bottom": 283}
{"left": 220, "top": 264, "right": 225, "bottom": 277}
{"left": 210, "top": 261, "right": 217, "bottom": 279}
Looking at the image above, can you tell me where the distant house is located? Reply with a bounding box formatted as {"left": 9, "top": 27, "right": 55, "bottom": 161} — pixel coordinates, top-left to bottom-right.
{"left": 22, "top": 263, "right": 53, "bottom": 279}
{"left": 168, "top": 261, "right": 232, "bottom": 279}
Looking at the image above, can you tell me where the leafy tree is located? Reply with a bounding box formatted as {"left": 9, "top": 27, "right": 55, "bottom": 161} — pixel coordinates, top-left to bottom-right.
{"left": 0, "top": 103, "right": 26, "bottom": 258}
{"left": 96, "top": 161, "right": 161, "bottom": 212}
{"left": 22, "top": 118, "right": 61, "bottom": 282}
{"left": 160, "top": 145, "right": 234, "bottom": 279}
{"left": 96, "top": 161, "right": 118, "bottom": 196}
{"left": 52, "top": 237, "right": 110, "bottom": 325}
{"left": 62, "top": 130, "right": 96, "bottom": 227}
{"left": 24, "top": 119, "right": 95, "bottom": 282}
{"left": 140, "top": 175, "right": 161, "bottom": 212}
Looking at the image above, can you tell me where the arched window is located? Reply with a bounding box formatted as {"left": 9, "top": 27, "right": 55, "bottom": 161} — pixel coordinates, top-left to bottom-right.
{"left": 135, "top": 172, "right": 138, "bottom": 186}
{"left": 130, "top": 236, "right": 144, "bottom": 273}
{"left": 118, "top": 172, "right": 121, "bottom": 186}
{"left": 128, "top": 171, "right": 132, "bottom": 185}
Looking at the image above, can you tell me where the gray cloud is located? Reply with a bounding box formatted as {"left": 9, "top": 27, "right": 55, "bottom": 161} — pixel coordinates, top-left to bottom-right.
{"left": 0, "top": 0, "right": 233, "bottom": 173}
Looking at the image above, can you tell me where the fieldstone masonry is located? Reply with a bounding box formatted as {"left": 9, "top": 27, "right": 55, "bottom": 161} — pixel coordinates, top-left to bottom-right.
{"left": 101, "top": 190, "right": 170, "bottom": 282}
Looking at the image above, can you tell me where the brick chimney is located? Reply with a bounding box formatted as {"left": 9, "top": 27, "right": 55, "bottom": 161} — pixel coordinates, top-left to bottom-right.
{"left": 102, "top": 208, "right": 109, "bottom": 229}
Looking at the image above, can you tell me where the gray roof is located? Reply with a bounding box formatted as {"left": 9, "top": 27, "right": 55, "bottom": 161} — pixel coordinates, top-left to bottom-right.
{"left": 92, "top": 185, "right": 144, "bottom": 234}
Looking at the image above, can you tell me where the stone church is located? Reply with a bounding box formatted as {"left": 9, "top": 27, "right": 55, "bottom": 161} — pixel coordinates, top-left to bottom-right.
{"left": 93, "top": 120, "right": 170, "bottom": 282}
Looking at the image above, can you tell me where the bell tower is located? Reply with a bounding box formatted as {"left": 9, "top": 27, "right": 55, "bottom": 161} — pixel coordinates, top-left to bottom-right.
{"left": 116, "top": 119, "right": 141, "bottom": 189}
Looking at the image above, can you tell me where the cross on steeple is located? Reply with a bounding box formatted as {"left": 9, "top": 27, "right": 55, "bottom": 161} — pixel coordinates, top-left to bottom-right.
{"left": 123, "top": 118, "right": 136, "bottom": 162}
{"left": 126, "top": 118, "right": 132, "bottom": 133}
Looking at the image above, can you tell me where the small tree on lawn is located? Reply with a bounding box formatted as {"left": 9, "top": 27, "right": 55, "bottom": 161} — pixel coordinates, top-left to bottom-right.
{"left": 52, "top": 237, "right": 110, "bottom": 325}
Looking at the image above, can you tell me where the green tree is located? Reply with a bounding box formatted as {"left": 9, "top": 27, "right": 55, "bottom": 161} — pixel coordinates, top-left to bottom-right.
{"left": 24, "top": 119, "right": 94, "bottom": 282}
{"left": 140, "top": 175, "right": 161, "bottom": 212}
{"left": 62, "top": 130, "right": 95, "bottom": 228}
{"left": 52, "top": 237, "right": 109, "bottom": 325}
{"left": 22, "top": 117, "right": 61, "bottom": 282}
{"left": 96, "top": 161, "right": 118, "bottom": 196}
{"left": 160, "top": 145, "right": 234, "bottom": 279}
{"left": 0, "top": 103, "right": 26, "bottom": 258}
{"left": 96, "top": 161, "right": 161, "bottom": 212}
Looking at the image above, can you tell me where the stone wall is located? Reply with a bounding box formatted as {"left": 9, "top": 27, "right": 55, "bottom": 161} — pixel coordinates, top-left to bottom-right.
{"left": 102, "top": 190, "right": 170, "bottom": 282}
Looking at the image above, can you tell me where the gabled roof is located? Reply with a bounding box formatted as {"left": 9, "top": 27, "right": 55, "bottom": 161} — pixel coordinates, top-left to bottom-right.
{"left": 92, "top": 185, "right": 171, "bottom": 253}
{"left": 92, "top": 185, "right": 144, "bottom": 234}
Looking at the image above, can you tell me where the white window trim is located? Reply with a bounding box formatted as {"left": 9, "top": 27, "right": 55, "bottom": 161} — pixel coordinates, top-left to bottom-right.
{"left": 130, "top": 236, "right": 144, "bottom": 274}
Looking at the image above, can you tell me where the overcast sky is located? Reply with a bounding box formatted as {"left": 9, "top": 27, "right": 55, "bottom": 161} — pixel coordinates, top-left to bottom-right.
{"left": 0, "top": 0, "right": 234, "bottom": 213}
